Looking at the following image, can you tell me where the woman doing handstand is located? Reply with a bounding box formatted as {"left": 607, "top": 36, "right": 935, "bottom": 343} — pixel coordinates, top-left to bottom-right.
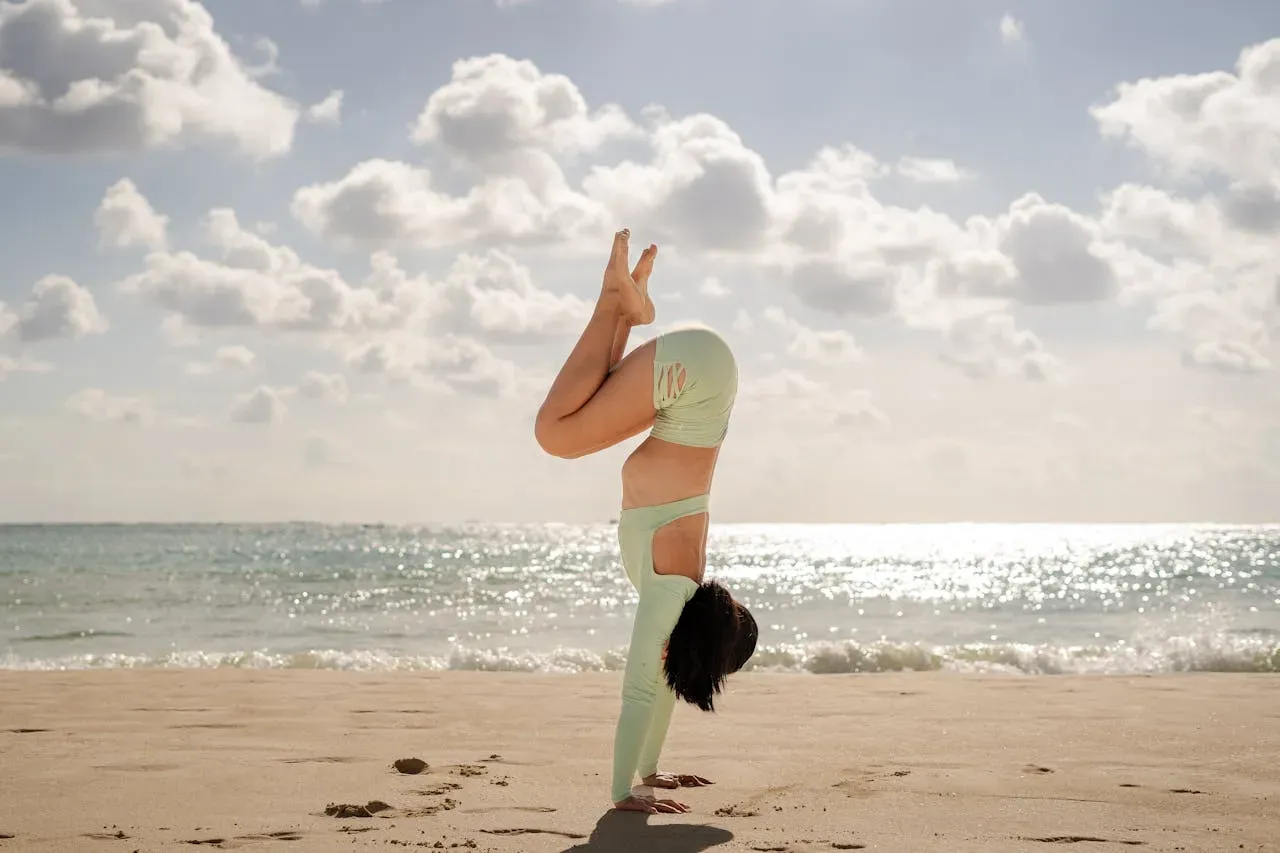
{"left": 535, "top": 228, "right": 758, "bottom": 814}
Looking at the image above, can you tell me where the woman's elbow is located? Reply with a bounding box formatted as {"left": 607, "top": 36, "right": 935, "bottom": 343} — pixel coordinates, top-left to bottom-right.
{"left": 534, "top": 412, "right": 573, "bottom": 458}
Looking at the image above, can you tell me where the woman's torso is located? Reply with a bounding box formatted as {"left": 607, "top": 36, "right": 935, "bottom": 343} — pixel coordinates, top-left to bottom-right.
{"left": 619, "top": 436, "right": 721, "bottom": 582}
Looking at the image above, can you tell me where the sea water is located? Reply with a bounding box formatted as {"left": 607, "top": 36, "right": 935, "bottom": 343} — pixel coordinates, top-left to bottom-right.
{"left": 3, "top": 523, "right": 1278, "bottom": 674}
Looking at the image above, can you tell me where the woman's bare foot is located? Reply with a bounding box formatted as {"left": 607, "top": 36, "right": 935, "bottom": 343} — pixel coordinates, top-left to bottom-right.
{"left": 602, "top": 229, "right": 655, "bottom": 325}
{"left": 631, "top": 242, "right": 657, "bottom": 326}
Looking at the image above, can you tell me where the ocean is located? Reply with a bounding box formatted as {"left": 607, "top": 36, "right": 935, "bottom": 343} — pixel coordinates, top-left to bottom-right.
{"left": 2, "top": 523, "right": 1278, "bottom": 675}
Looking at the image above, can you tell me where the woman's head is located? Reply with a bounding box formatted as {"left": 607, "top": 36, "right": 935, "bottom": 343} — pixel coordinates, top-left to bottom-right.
{"left": 664, "top": 580, "right": 758, "bottom": 712}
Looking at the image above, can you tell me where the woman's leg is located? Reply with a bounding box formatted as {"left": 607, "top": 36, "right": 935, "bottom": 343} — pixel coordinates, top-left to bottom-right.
{"left": 610, "top": 314, "right": 634, "bottom": 369}
{"left": 534, "top": 230, "right": 659, "bottom": 460}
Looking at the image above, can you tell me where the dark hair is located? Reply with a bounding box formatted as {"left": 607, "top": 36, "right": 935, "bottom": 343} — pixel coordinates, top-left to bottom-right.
{"left": 663, "top": 580, "right": 758, "bottom": 712}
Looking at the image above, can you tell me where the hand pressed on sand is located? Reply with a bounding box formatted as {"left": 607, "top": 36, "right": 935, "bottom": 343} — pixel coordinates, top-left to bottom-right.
{"left": 613, "top": 793, "right": 690, "bottom": 814}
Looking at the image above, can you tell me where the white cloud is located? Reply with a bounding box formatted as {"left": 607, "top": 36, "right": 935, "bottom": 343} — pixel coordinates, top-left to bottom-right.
{"left": 303, "top": 431, "right": 347, "bottom": 468}
{"left": 896, "top": 157, "right": 975, "bottom": 184}
{"left": 0, "top": 355, "right": 51, "bottom": 382}
{"left": 291, "top": 157, "right": 609, "bottom": 251}
{"left": 941, "top": 312, "right": 1063, "bottom": 381}
{"left": 118, "top": 205, "right": 382, "bottom": 332}
{"left": 1092, "top": 38, "right": 1280, "bottom": 185}
{"left": 5, "top": 275, "right": 108, "bottom": 343}
{"left": 65, "top": 388, "right": 154, "bottom": 425}
{"left": 95, "top": 179, "right": 169, "bottom": 250}
{"left": 229, "top": 385, "right": 286, "bottom": 424}
{"left": 292, "top": 54, "right": 640, "bottom": 251}
{"left": 0, "top": 0, "right": 299, "bottom": 158}
{"left": 186, "top": 344, "right": 257, "bottom": 375}
{"left": 305, "top": 89, "right": 344, "bottom": 124}
{"left": 297, "top": 370, "right": 349, "bottom": 404}
{"left": 288, "top": 59, "right": 1124, "bottom": 380}
{"left": 432, "top": 250, "right": 592, "bottom": 342}
{"left": 1183, "top": 340, "right": 1272, "bottom": 374}
{"left": 999, "top": 13, "right": 1026, "bottom": 48}
{"left": 741, "top": 370, "right": 889, "bottom": 431}
{"left": 341, "top": 332, "right": 517, "bottom": 398}
{"left": 299, "top": 0, "right": 383, "bottom": 6}
{"left": 107, "top": 183, "right": 570, "bottom": 397}
{"left": 499, "top": 0, "right": 674, "bottom": 5}
{"left": 761, "top": 306, "right": 862, "bottom": 365}
{"left": 993, "top": 194, "right": 1120, "bottom": 304}
{"left": 584, "top": 113, "right": 776, "bottom": 253}
{"left": 412, "top": 54, "right": 638, "bottom": 168}
{"left": 245, "top": 36, "right": 280, "bottom": 78}
{"left": 1086, "top": 35, "right": 1280, "bottom": 374}
{"left": 829, "top": 390, "right": 891, "bottom": 431}
{"left": 700, "top": 277, "right": 729, "bottom": 298}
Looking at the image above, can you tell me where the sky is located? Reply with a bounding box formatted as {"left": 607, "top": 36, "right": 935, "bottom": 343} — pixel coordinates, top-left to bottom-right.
{"left": 0, "top": 0, "right": 1278, "bottom": 524}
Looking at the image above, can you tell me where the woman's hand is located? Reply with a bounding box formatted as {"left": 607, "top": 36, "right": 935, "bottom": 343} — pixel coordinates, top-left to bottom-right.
{"left": 642, "top": 773, "right": 714, "bottom": 789}
{"left": 613, "top": 794, "right": 690, "bottom": 814}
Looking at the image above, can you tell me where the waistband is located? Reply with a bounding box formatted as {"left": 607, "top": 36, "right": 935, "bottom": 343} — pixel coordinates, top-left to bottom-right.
{"left": 617, "top": 494, "right": 710, "bottom": 531}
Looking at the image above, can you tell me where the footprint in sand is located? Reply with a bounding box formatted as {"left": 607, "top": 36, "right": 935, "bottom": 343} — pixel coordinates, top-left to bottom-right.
{"left": 82, "top": 830, "right": 130, "bottom": 840}
{"left": 283, "top": 756, "right": 356, "bottom": 765}
{"left": 351, "top": 709, "right": 429, "bottom": 715}
{"left": 750, "top": 843, "right": 866, "bottom": 852}
{"left": 133, "top": 708, "right": 211, "bottom": 713}
{"left": 238, "top": 830, "right": 304, "bottom": 841}
{"left": 714, "top": 805, "right": 761, "bottom": 817}
{"left": 414, "top": 782, "right": 462, "bottom": 796}
{"left": 452, "top": 764, "right": 487, "bottom": 777}
{"left": 1168, "top": 788, "right": 1205, "bottom": 795}
{"left": 402, "top": 798, "right": 460, "bottom": 817}
{"left": 325, "top": 801, "right": 393, "bottom": 818}
{"left": 480, "top": 828, "right": 586, "bottom": 840}
{"left": 1022, "top": 836, "right": 1145, "bottom": 846}
{"left": 1024, "top": 765, "right": 1055, "bottom": 774}
{"left": 7, "top": 728, "right": 49, "bottom": 734}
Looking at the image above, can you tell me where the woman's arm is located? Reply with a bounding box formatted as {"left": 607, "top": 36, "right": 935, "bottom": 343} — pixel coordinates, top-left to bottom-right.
{"left": 637, "top": 681, "right": 677, "bottom": 780}
{"left": 611, "top": 582, "right": 688, "bottom": 804}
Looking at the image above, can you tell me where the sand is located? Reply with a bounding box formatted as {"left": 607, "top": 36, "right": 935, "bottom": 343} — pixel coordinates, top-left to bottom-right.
{"left": 0, "top": 671, "right": 1276, "bottom": 852}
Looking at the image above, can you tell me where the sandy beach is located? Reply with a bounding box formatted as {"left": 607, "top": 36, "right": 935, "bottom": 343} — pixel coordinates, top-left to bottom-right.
{"left": 0, "top": 671, "right": 1275, "bottom": 852}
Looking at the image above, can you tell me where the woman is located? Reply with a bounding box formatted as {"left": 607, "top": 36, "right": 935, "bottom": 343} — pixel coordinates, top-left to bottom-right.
{"left": 535, "top": 228, "right": 759, "bottom": 814}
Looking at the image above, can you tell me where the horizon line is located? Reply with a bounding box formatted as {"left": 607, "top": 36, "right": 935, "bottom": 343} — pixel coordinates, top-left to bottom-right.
{"left": 1, "top": 519, "right": 1277, "bottom": 528}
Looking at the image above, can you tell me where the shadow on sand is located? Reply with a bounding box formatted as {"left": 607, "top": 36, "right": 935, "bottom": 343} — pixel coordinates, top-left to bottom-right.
{"left": 560, "top": 810, "right": 733, "bottom": 853}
